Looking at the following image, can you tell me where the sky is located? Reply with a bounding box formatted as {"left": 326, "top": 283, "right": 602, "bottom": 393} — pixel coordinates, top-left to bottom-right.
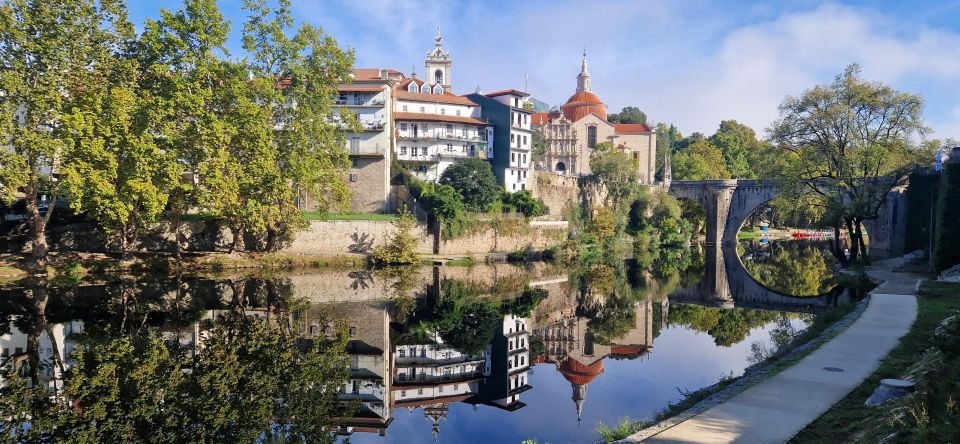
{"left": 126, "top": 0, "right": 960, "bottom": 141}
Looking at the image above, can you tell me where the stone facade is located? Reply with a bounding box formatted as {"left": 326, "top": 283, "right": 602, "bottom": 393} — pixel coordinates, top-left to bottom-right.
{"left": 285, "top": 220, "right": 434, "bottom": 256}
{"left": 347, "top": 157, "right": 391, "bottom": 213}
{"left": 530, "top": 171, "right": 580, "bottom": 221}
{"left": 436, "top": 221, "right": 568, "bottom": 255}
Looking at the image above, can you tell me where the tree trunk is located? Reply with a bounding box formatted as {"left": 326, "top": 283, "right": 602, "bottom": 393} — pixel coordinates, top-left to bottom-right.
{"left": 229, "top": 224, "right": 246, "bottom": 254}
{"left": 25, "top": 190, "right": 49, "bottom": 268}
{"left": 829, "top": 223, "right": 848, "bottom": 266}
{"left": 845, "top": 218, "right": 860, "bottom": 264}
{"left": 853, "top": 218, "right": 869, "bottom": 265}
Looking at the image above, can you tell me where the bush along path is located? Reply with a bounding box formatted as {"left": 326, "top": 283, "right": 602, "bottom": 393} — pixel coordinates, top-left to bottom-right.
{"left": 622, "top": 254, "right": 922, "bottom": 444}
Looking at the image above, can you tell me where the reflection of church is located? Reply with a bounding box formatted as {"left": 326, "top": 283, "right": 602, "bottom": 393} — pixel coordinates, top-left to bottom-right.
{"left": 531, "top": 300, "right": 657, "bottom": 421}
{"left": 532, "top": 53, "right": 657, "bottom": 183}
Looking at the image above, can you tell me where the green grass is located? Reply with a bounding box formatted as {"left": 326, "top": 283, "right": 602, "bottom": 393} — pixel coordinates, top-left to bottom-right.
{"left": 0, "top": 265, "right": 27, "bottom": 283}
{"left": 738, "top": 230, "right": 763, "bottom": 240}
{"left": 791, "top": 281, "right": 960, "bottom": 443}
{"left": 444, "top": 257, "right": 476, "bottom": 267}
{"left": 596, "top": 417, "right": 647, "bottom": 442}
{"left": 302, "top": 211, "right": 399, "bottom": 221}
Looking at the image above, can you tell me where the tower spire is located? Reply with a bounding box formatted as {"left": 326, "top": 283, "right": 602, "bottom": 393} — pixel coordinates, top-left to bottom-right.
{"left": 576, "top": 49, "right": 592, "bottom": 92}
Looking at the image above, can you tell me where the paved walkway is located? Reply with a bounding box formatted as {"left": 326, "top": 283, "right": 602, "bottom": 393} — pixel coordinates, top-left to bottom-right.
{"left": 624, "top": 257, "right": 921, "bottom": 443}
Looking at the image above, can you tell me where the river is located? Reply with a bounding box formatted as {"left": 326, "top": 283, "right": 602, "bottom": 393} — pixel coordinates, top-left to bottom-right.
{"left": 0, "top": 240, "right": 852, "bottom": 443}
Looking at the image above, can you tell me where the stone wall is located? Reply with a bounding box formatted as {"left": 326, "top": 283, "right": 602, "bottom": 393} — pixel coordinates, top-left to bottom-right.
{"left": 530, "top": 170, "right": 580, "bottom": 221}
{"left": 436, "top": 220, "right": 568, "bottom": 255}
{"left": 285, "top": 220, "right": 434, "bottom": 256}
{"left": 347, "top": 156, "right": 390, "bottom": 213}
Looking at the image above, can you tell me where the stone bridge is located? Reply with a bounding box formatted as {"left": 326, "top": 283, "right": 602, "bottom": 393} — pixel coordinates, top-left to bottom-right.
{"left": 667, "top": 179, "right": 906, "bottom": 255}
{"left": 668, "top": 245, "right": 854, "bottom": 313}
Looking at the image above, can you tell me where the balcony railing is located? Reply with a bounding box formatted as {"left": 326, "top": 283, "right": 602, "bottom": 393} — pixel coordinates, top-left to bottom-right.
{"left": 397, "top": 133, "right": 486, "bottom": 143}
{"left": 349, "top": 143, "right": 385, "bottom": 157}
{"left": 334, "top": 99, "right": 385, "bottom": 107}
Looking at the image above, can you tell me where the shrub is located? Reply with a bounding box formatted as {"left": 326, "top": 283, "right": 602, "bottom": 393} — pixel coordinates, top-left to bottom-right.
{"left": 596, "top": 417, "right": 645, "bottom": 442}
{"left": 501, "top": 190, "right": 549, "bottom": 218}
{"left": 588, "top": 207, "right": 618, "bottom": 239}
{"left": 439, "top": 157, "right": 501, "bottom": 212}
{"left": 369, "top": 208, "right": 419, "bottom": 265}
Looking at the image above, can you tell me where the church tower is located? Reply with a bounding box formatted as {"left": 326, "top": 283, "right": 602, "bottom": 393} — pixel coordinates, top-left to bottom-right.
{"left": 425, "top": 27, "right": 452, "bottom": 92}
{"left": 576, "top": 51, "right": 592, "bottom": 93}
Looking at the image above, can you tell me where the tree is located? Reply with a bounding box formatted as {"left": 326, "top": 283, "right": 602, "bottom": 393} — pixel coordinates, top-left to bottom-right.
{"left": 608, "top": 106, "right": 647, "bottom": 125}
{"left": 672, "top": 139, "right": 731, "bottom": 180}
{"left": 531, "top": 127, "right": 548, "bottom": 161}
{"left": 589, "top": 141, "right": 638, "bottom": 209}
{"left": 770, "top": 64, "right": 930, "bottom": 263}
{"left": 501, "top": 190, "right": 548, "bottom": 218}
{"left": 61, "top": 42, "right": 182, "bottom": 256}
{"left": 0, "top": 0, "right": 131, "bottom": 266}
{"left": 654, "top": 123, "right": 681, "bottom": 180}
{"left": 439, "top": 157, "right": 500, "bottom": 212}
{"left": 708, "top": 120, "right": 763, "bottom": 179}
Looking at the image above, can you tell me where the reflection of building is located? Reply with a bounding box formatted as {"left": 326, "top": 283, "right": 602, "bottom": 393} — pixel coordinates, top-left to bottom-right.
{"left": 0, "top": 319, "right": 83, "bottom": 396}
{"left": 391, "top": 314, "right": 533, "bottom": 439}
{"left": 301, "top": 302, "right": 393, "bottom": 437}
{"left": 531, "top": 295, "right": 655, "bottom": 421}
{"left": 532, "top": 52, "right": 656, "bottom": 183}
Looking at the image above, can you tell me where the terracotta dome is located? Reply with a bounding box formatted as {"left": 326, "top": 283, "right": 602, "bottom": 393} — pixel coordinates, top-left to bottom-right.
{"left": 558, "top": 357, "right": 604, "bottom": 386}
{"left": 561, "top": 91, "right": 608, "bottom": 122}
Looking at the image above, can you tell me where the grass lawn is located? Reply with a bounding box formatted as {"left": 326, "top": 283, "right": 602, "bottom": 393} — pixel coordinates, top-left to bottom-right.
{"left": 791, "top": 281, "right": 960, "bottom": 443}
{"left": 738, "top": 230, "right": 762, "bottom": 240}
{"left": 302, "top": 211, "right": 399, "bottom": 221}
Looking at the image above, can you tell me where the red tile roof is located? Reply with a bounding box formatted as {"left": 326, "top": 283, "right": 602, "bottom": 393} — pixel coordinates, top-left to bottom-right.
{"left": 531, "top": 111, "right": 561, "bottom": 126}
{"left": 337, "top": 86, "right": 384, "bottom": 92}
{"left": 558, "top": 357, "right": 604, "bottom": 386}
{"left": 394, "top": 89, "right": 478, "bottom": 106}
{"left": 613, "top": 123, "right": 652, "bottom": 134}
{"left": 561, "top": 91, "right": 607, "bottom": 122}
{"left": 485, "top": 88, "right": 530, "bottom": 98}
{"left": 351, "top": 68, "right": 404, "bottom": 81}
{"left": 394, "top": 111, "right": 487, "bottom": 125}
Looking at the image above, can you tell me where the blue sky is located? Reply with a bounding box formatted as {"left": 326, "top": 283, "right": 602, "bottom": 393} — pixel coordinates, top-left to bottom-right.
{"left": 127, "top": 0, "right": 960, "bottom": 141}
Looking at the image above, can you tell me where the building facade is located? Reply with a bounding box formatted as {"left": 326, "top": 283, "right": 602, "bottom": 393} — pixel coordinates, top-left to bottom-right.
{"left": 468, "top": 90, "right": 535, "bottom": 191}
{"left": 532, "top": 53, "right": 657, "bottom": 183}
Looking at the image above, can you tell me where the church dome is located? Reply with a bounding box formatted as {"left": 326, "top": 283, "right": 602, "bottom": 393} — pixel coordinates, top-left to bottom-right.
{"left": 561, "top": 91, "right": 607, "bottom": 122}
{"left": 558, "top": 357, "right": 604, "bottom": 386}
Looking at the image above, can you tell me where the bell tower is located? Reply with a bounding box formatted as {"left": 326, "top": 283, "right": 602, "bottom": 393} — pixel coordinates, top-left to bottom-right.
{"left": 576, "top": 50, "right": 592, "bottom": 93}
{"left": 425, "top": 26, "right": 452, "bottom": 92}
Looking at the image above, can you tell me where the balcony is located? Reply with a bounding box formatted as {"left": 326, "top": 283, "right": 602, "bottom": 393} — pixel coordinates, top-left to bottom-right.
{"left": 397, "top": 132, "right": 486, "bottom": 144}
{"left": 348, "top": 143, "right": 385, "bottom": 157}
{"left": 334, "top": 98, "right": 385, "bottom": 108}
{"left": 360, "top": 120, "right": 386, "bottom": 131}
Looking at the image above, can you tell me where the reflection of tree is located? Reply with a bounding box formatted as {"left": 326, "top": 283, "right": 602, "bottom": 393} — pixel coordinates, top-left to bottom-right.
{"left": 668, "top": 304, "right": 781, "bottom": 347}
{"left": 0, "top": 280, "right": 353, "bottom": 443}
{"left": 583, "top": 298, "right": 636, "bottom": 345}
{"left": 741, "top": 240, "right": 834, "bottom": 296}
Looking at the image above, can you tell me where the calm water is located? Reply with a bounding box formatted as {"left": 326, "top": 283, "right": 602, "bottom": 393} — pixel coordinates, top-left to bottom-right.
{"left": 0, "top": 242, "right": 849, "bottom": 443}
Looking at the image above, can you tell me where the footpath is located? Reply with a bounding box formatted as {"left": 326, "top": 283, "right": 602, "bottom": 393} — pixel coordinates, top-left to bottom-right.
{"left": 621, "top": 255, "right": 922, "bottom": 443}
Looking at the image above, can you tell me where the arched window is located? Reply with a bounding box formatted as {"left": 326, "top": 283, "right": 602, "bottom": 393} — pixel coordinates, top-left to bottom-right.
{"left": 420, "top": 84, "right": 430, "bottom": 94}
{"left": 555, "top": 161, "right": 567, "bottom": 172}
{"left": 407, "top": 82, "right": 417, "bottom": 92}
{"left": 433, "top": 84, "right": 443, "bottom": 94}
{"left": 434, "top": 69, "right": 443, "bottom": 85}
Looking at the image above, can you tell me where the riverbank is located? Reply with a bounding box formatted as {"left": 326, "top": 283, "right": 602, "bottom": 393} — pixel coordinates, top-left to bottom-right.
{"left": 618, "top": 253, "right": 923, "bottom": 443}
{"left": 791, "top": 279, "right": 960, "bottom": 442}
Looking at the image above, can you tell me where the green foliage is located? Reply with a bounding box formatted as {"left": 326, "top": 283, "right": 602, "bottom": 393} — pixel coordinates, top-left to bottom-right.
{"left": 501, "top": 190, "right": 548, "bottom": 218}
{"left": 672, "top": 139, "right": 731, "bottom": 180}
{"left": 589, "top": 141, "right": 639, "bottom": 208}
{"left": 741, "top": 241, "right": 834, "bottom": 296}
{"left": 587, "top": 298, "right": 637, "bottom": 345}
{"left": 0, "top": 313, "right": 352, "bottom": 442}
{"left": 369, "top": 208, "right": 419, "bottom": 265}
{"left": 596, "top": 417, "right": 646, "bottom": 442}
{"left": 439, "top": 157, "right": 501, "bottom": 212}
{"left": 531, "top": 127, "right": 548, "bottom": 160}
{"left": 607, "top": 106, "right": 648, "bottom": 125}
{"left": 708, "top": 120, "right": 765, "bottom": 179}
{"left": 587, "top": 207, "right": 618, "bottom": 240}
{"left": 668, "top": 304, "right": 780, "bottom": 347}
{"left": 770, "top": 63, "right": 930, "bottom": 263}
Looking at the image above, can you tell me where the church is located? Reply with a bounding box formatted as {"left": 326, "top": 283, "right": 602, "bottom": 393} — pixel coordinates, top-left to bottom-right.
{"left": 532, "top": 54, "right": 657, "bottom": 184}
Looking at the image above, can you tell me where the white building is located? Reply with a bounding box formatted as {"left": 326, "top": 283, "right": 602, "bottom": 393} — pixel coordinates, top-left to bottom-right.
{"left": 468, "top": 90, "right": 534, "bottom": 191}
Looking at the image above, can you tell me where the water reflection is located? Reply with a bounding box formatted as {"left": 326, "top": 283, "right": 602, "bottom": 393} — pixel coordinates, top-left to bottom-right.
{"left": 0, "top": 253, "right": 842, "bottom": 443}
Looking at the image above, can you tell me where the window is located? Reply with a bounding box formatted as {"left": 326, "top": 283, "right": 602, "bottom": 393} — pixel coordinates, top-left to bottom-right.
{"left": 420, "top": 348, "right": 427, "bottom": 357}
{"left": 511, "top": 152, "right": 515, "bottom": 163}
{"left": 338, "top": 92, "right": 347, "bottom": 104}
{"left": 399, "top": 348, "right": 406, "bottom": 357}
{"left": 421, "top": 147, "right": 428, "bottom": 156}
{"left": 587, "top": 125, "right": 597, "bottom": 148}
{"left": 435, "top": 69, "right": 443, "bottom": 85}
{"left": 401, "top": 390, "right": 406, "bottom": 396}
{"left": 446, "top": 124, "right": 453, "bottom": 133}
{"left": 454, "top": 384, "right": 459, "bottom": 390}
{"left": 522, "top": 135, "right": 527, "bottom": 145}
{"left": 420, "top": 84, "right": 430, "bottom": 94}
{"left": 456, "top": 109, "right": 461, "bottom": 116}
{"left": 522, "top": 154, "right": 527, "bottom": 164}
{"left": 349, "top": 173, "right": 358, "bottom": 182}
{"left": 407, "top": 83, "right": 417, "bottom": 92}
{"left": 400, "top": 146, "right": 407, "bottom": 155}
{"left": 418, "top": 388, "right": 424, "bottom": 395}
{"left": 439, "top": 385, "right": 444, "bottom": 393}
{"left": 511, "top": 134, "right": 515, "bottom": 143}
{"left": 400, "top": 123, "right": 407, "bottom": 131}
{"left": 446, "top": 143, "right": 453, "bottom": 152}
{"left": 440, "top": 107, "right": 445, "bottom": 115}
{"left": 433, "top": 84, "right": 443, "bottom": 94}
{"left": 420, "top": 106, "right": 425, "bottom": 113}
{"left": 402, "top": 105, "right": 408, "bottom": 112}
{"left": 350, "top": 138, "right": 359, "bottom": 152}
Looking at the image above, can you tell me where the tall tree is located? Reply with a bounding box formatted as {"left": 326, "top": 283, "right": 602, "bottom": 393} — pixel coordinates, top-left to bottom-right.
{"left": 708, "top": 119, "right": 763, "bottom": 179}
{"left": 672, "top": 139, "right": 731, "bottom": 180}
{"left": 588, "top": 141, "right": 638, "bottom": 210}
{"left": 770, "top": 64, "right": 930, "bottom": 263}
{"left": 439, "top": 157, "right": 500, "bottom": 212}
{"left": 608, "top": 106, "right": 648, "bottom": 125}
{"left": 240, "top": 0, "right": 355, "bottom": 251}
{"left": 0, "top": 0, "right": 130, "bottom": 265}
